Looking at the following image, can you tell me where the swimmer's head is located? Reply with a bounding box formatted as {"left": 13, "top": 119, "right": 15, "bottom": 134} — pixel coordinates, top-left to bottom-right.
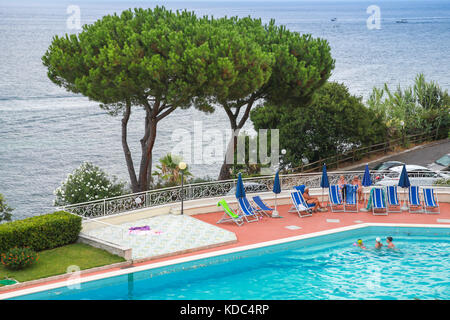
{"left": 357, "top": 239, "right": 363, "bottom": 245}
{"left": 376, "top": 237, "right": 381, "bottom": 242}
{"left": 387, "top": 236, "right": 393, "bottom": 242}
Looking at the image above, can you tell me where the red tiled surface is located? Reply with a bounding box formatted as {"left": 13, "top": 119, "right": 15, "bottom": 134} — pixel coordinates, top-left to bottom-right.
{"left": 193, "top": 202, "right": 450, "bottom": 246}
{"left": 2, "top": 202, "right": 449, "bottom": 296}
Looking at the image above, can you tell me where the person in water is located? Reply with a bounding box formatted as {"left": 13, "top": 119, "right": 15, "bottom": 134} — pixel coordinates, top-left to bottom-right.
{"left": 375, "top": 237, "right": 383, "bottom": 249}
{"left": 356, "top": 239, "right": 366, "bottom": 249}
{"left": 386, "top": 236, "right": 395, "bottom": 248}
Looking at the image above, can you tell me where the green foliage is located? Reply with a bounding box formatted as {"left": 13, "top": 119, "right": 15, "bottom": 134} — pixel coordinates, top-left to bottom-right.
{"left": 209, "top": 18, "right": 334, "bottom": 179}
{"left": 251, "top": 82, "right": 386, "bottom": 168}
{"left": 1, "top": 247, "right": 39, "bottom": 271}
{"left": 54, "top": 162, "right": 127, "bottom": 206}
{"left": 0, "top": 194, "right": 13, "bottom": 223}
{"left": 262, "top": 21, "right": 335, "bottom": 107}
{"left": 42, "top": 7, "right": 214, "bottom": 110}
{"left": 204, "top": 16, "right": 275, "bottom": 107}
{"left": 434, "top": 178, "right": 450, "bottom": 186}
{"left": 0, "top": 243, "right": 125, "bottom": 283}
{"left": 152, "top": 153, "right": 192, "bottom": 187}
{"left": 42, "top": 7, "right": 225, "bottom": 192}
{"left": 367, "top": 74, "right": 450, "bottom": 139}
{"left": 42, "top": 6, "right": 335, "bottom": 183}
{"left": 0, "top": 211, "right": 82, "bottom": 254}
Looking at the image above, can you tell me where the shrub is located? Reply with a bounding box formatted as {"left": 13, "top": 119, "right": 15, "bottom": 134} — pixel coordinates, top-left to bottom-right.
{"left": 0, "top": 193, "right": 13, "bottom": 223}
{"left": 434, "top": 178, "right": 450, "bottom": 186}
{"left": 1, "top": 247, "right": 39, "bottom": 270}
{"left": 0, "top": 211, "right": 82, "bottom": 254}
{"left": 251, "top": 82, "right": 387, "bottom": 168}
{"left": 54, "top": 162, "right": 127, "bottom": 206}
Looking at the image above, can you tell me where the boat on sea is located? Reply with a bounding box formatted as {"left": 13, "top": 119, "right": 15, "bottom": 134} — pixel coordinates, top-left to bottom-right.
{"left": 396, "top": 19, "right": 408, "bottom": 23}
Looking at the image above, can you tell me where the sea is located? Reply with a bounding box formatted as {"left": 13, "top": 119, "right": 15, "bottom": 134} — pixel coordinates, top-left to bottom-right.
{"left": 0, "top": 0, "right": 449, "bottom": 219}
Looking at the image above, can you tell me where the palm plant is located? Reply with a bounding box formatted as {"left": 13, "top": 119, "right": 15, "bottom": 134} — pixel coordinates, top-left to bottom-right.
{"left": 152, "top": 154, "right": 192, "bottom": 186}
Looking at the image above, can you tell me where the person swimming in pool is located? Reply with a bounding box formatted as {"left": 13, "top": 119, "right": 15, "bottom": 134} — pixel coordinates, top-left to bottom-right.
{"left": 386, "top": 236, "right": 395, "bottom": 249}
{"left": 356, "top": 239, "right": 366, "bottom": 249}
{"left": 375, "top": 237, "right": 383, "bottom": 249}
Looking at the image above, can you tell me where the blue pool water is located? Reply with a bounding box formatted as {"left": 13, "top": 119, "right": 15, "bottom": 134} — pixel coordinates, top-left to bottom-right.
{"left": 9, "top": 226, "right": 450, "bottom": 300}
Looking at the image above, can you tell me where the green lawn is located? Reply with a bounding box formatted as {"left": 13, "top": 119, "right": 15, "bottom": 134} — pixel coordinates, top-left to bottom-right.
{"left": 0, "top": 243, "right": 125, "bottom": 283}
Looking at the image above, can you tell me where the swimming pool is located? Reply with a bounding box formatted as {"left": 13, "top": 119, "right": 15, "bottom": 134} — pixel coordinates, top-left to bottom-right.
{"left": 6, "top": 225, "right": 450, "bottom": 300}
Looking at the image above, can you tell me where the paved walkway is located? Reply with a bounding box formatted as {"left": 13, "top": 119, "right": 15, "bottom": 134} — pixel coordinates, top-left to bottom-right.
{"left": 194, "top": 202, "right": 450, "bottom": 247}
{"left": 82, "top": 214, "right": 236, "bottom": 260}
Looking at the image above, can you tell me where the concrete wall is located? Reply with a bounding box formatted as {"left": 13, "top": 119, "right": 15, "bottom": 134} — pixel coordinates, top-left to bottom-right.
{"left": 77, "top": 234, "right": 132, "bottom": 260}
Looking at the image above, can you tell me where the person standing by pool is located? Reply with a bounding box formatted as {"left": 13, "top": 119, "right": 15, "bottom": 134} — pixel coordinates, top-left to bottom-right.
{"left": 375, "top": 237, "right": 383, "bottom": 249}
{"left": 351, "top": 176, "right": 363, "bottom": 202}
{"left": 338, "top": 175, "right": 347, "bottom": 202}
{"left": 386, "top": 236, "right": 395, "bottom": 248}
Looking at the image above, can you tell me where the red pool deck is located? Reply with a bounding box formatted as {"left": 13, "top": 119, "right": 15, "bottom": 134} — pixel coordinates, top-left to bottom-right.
{"left": 2, "top": 202, "right": 449, "bottom": 297}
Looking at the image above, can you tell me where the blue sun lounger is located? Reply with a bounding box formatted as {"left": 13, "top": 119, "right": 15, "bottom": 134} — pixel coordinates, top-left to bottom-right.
{"left": 372, "top": 187, "right": 387, "bottom": 215}
{"left": 288, "top": 185, "right": 307, "bottom": 212}
{"left": 344, "top": 185, "right": 359, "bottom": 212}
{"left": 422, "top": 188, "right": 440, "bottom": 214}
{"left": 293, "top": 185, "right": 306, "bottom": 193}
{"left": 408, "top": 186, "right": 423, "bottom": 213}
{"left": 386, "top": 185, "right": 401, "bottom": 213}
{"left": 237, "top": 197, "right": 260, "bottom": 222}
{"left": 329, "top": 185, "right": 344, "bottom": 212}
{"left": 252, "top": 196, "right": 273, "bottom": 217}
{"left": 289, "top": 191, "right": 313, "bottom": 218}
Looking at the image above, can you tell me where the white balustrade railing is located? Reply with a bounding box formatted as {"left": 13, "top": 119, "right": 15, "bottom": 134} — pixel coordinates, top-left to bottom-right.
{"left": 60, "top": 170, "right": 449, "bottom": 218}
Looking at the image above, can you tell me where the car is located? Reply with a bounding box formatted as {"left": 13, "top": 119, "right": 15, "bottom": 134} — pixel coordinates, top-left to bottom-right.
{"left": 375, "top": 165, "right": 450, "bottom": 186}
{"left": 372, "top": 161, "right": 405, "bottom": 172}
{"left": 428, "top": 153, "right": 450, "bottom": 172}
{"left": 226, "top": 182, "right": 269, "bottom": 196}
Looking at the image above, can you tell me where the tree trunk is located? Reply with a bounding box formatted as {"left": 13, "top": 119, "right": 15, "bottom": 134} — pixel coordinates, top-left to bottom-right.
{"left": 142, "top": 118, "right": 158, "bottom": 190}
{"left": 120, "top": 98, "right": 176, "bottom": 193}
{"left": 218, "top": 127, "right": 240, "bottom": 181}
{"left": 218, "top": 99, "right": 255, "bottom": 181}
{"left": 121, "top": 101, "right": 139, "bottom": 193}
{"left": 138, "top": 110, "right": 158, "bottom": 192}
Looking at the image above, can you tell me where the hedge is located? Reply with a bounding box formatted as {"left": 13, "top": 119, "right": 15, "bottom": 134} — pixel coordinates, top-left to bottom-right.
{"left": 0, "top": 211, "right": 82, "bottom": 254}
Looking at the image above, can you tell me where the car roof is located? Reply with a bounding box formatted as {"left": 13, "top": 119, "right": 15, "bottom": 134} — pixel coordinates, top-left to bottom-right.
{"left": 389, "top": 165, "right": 429, "bottom": 172}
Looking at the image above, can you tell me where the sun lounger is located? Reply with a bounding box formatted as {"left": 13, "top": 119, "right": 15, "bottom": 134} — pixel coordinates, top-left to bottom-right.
{"left": 422, "top": 187, "right": 440, "bottom": 214}
{"left": 252, "top": 196, "right": 273, "bottom": 217}
{"left": 237, "top": 197, "right": 260, "bottom": 222}
{"left": 386, "top": 185, "right": 401, "bottom": 213}
{"left": 289, "top": 191, "right": 313, "bottom": 218}
{"left": 329, "top": 185, "right": 344, "bottom": 212}
{"left": 344, "top": 185, "right": 359, "bottom": 212}
{"left": 293, "top": 185, "right": 306, "bottom": 194}
{"left": 408, "top": 186, "right": 423, "bottom": 213}
{"left": 371, "top": 187, "right": 387, "bottom": 215}
{"left": 288, "top": 185, "right": 307, "bottom": 211}
{"left": 217, "top": 199, "right": 244, "bottom": 226}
